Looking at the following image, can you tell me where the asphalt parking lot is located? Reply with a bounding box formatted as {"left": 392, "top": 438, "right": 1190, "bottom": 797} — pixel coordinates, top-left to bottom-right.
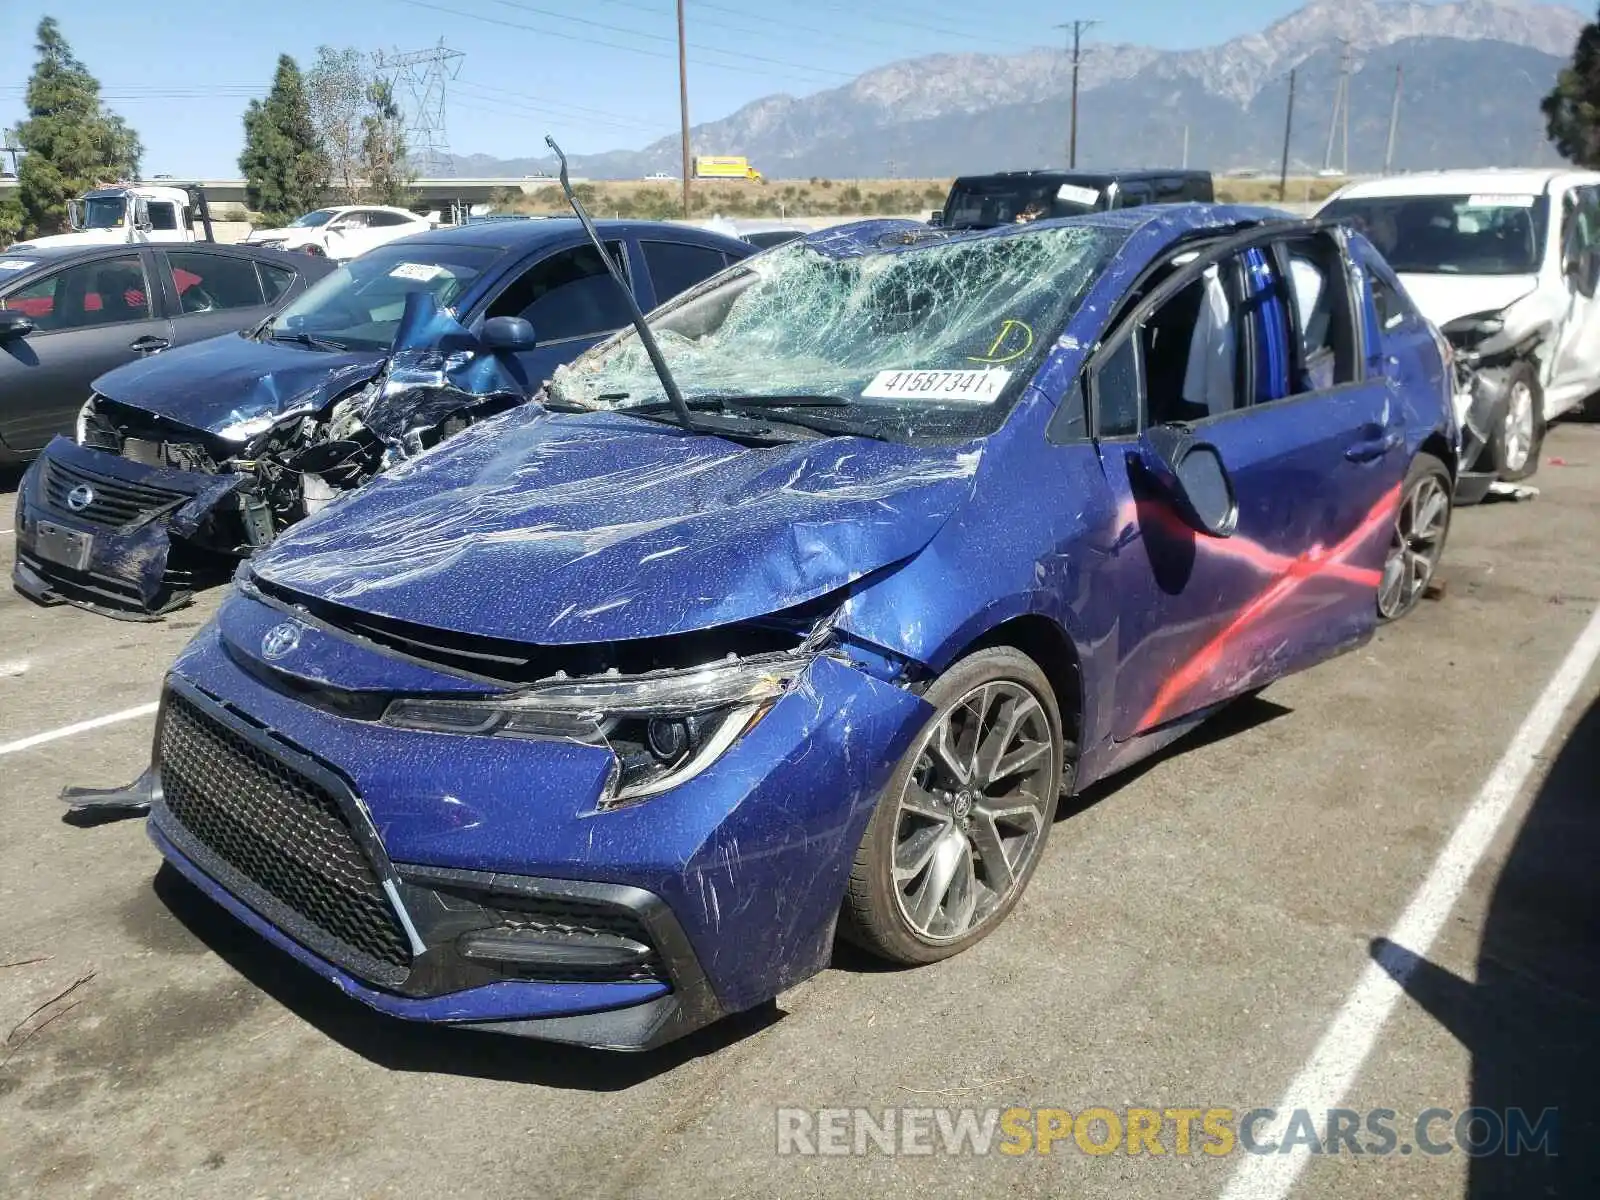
{"left": 2, "top": 426, "right": 1598, "bottom": 1200}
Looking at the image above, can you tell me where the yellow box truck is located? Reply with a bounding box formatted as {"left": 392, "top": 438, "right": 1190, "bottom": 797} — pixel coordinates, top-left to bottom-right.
{"left": 693, "top": 155, "right": 764, "bottom": 182}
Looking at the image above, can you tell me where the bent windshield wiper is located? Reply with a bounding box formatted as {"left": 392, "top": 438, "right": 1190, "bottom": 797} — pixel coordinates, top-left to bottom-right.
{"left": 629, "top": 393, "right": 850, "bottom": 414}
{"left": 268, "top": 329, "right": 346, "bottom": 352}
{"left": 613, "top": 405, "right": 824, "bottom": 445}
{"left": 546, "top": 133, "right": 700, "bottom": 436}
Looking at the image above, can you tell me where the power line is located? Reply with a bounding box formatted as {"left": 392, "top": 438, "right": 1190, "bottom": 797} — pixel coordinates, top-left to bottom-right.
{"left": 757, "top": 0, "right": 1040, "bottom": 50}
{"left": 480, "top": 0, "right": 858, "bottom": 82}
{"left": 453, "top": 79, "right": 657, "bottom": 133}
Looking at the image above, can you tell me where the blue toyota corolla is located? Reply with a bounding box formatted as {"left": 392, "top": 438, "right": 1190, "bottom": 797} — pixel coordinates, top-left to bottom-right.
{"left": 135, "top": 207, "right": 1457, "bottom": 1049}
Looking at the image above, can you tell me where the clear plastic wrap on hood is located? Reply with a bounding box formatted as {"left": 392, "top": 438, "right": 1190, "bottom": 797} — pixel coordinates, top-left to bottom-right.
{"left": 335, "top": 291, "right": 531, "bottom": 461}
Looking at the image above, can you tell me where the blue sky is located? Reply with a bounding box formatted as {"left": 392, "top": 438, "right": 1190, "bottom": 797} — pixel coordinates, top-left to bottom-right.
{"left": 0, "top": 0, "right": 1584, "bottom": 176}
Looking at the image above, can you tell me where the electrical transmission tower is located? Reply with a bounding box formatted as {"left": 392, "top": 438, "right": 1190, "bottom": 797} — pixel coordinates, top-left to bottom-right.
{"left": 376, "top": 39, "right": 465, "bottom": 179}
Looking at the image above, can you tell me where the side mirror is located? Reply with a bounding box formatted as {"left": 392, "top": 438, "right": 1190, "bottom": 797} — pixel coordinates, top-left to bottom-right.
{"left": 133, "top": 198, "right": 152, "bottom": 232}
{"left": 1139, "top": 424, "right": 1238, "bottom": 537}
{"left": 929, "top": 209, "right": 944, "bottom": 227}
{"left": 1580, "top": 247, "right": 1600, "bottom": 299}
{"left": 0, "top": 310, "right": 36, "bottom": 340}
{"left": 480, "top": 315, "right": 537, "bottom": 352}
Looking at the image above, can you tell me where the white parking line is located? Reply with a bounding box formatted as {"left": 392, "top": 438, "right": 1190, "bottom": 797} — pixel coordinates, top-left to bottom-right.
{"left": 1220, "top": 602, "right": 1600, "bottom": 1200}
{"left": 0, "top": 527, "right": 13, "bottom": 536}
{"left": 0, "top": 702, "right": 159, "bottom": 757}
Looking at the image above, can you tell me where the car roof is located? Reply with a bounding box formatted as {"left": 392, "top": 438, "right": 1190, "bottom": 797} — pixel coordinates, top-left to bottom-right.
{"left": 0, "top": 240, "right": 337, "bottom": 280}
{"left": 383, "top": 216, "right": 754, "bottom": 255}
{"left": 952, "top": 168, "right": 1210, "bottom": 186}
{"left": 1329, "top": 169, "right": 1600, "bottom": 200}
{"left": 798, "top": 204, "right": 1293, "bottom": 260}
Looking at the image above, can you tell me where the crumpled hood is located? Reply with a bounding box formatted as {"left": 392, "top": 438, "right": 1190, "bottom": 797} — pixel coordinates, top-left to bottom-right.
{"left": 250, "top": 406, "right": 982, "bottom": 645}
{"left": 1397, "top": 273, "right": 1539, "bottom": 327}
{"left": 93, "top": 332, "right": 385, "bottom": 437}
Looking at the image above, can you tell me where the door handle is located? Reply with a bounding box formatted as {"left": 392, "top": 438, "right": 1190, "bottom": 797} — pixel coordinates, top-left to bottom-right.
{"left": 129, "top": 336, "right": 169, "bottom": 355}
{"left": 1345, "top": 431, "right": 1402, "bottom": 462}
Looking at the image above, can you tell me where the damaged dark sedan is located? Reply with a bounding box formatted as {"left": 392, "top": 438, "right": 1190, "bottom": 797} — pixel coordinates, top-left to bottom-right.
{"left": 132, "top": 207, "right": 1457, "bottom": 1050}
{"left": 11, "top": 218, "right": 754, "bottom": 617}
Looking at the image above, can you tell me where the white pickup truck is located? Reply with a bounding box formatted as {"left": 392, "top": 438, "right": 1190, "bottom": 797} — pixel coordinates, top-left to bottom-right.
{"left": 6, "top": 182, "right": 214, "bottom": 251}
{"left": 1322, "top": 169, "right": 1600, "bottom": 499}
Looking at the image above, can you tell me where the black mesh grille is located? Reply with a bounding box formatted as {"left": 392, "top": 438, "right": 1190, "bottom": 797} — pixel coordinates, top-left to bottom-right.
{"left": 44, "top": 456, "right": 189, "bottom": 528}
{"left": 158, "top": 691, "right": 412, "bottom": 976}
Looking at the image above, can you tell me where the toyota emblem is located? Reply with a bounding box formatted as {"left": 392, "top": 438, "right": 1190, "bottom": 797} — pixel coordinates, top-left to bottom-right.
{"left": 66, "top": 483, "right": 95, "bottom": 512}
{"left": 261, "top": 621, "right": 302, "bottom": 660}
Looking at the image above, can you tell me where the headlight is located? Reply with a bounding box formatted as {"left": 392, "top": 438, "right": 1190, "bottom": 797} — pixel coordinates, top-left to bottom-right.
{"left": 75, "top": 395, "right": 95, "bottom": 444}
{"left": 382, "top": 652, "right": 818, "bottom": 807}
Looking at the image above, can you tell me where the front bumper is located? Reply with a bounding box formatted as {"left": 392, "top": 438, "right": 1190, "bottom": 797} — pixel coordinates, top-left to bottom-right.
{"left": 146, "top": 602, "right": 929, "bottom": 1046}
{"left": 1450, "top": 362, "right": 1515, "bottom": 505}
{"left": 12, "top": 436, "right": 246, "bottom": 618}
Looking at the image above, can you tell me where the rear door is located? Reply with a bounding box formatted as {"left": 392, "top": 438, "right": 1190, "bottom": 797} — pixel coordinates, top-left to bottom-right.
{"left": 1091, "top": 229, "right": 1407, "bottom": 739}
{"left": 0, "top": 250, "right": 174, "bottom": 454}
{"left": 637, "top": 237, "right": 739, "bottom": 309}
{"left": 158, "top": 248, "right": 277, "bottom": 348}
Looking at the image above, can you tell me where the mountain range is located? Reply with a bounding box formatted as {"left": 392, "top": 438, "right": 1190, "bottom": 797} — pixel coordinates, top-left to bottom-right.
{"left": 446, "top": 0, "right": 1588, "bottom": 179}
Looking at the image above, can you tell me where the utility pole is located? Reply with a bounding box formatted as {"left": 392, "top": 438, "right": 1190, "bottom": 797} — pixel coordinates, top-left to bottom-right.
{"left": 1278, "top": 68, "right": 1296, "bottom": 203}
{"left": 1341, "top": 53, "right": 1350, "bottom": 174}
{"left": 1181, "top": 124, "right": 1189, "bottom": 169}
{"left": 0, "top": 129, "right": 18, "bottom": 177}
{"left": 1324, "top": 39, "right": 1350, "bottom": 174}
{"left": 1382, "top": 64, "right": 1403, "bottom": 175}
{"left": 677, "top": 0, "right": 692, "bottom": 218}
{"left": 1055, "top": 19, "right": 1098, "bottom": 169}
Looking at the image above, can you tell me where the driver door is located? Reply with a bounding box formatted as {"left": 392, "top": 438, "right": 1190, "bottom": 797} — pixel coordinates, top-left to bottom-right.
{"left": 1090, "top": 232, "right": 1406, "bottom": 739}
{"left": 1545, "top": 183, "right": 1600, "bottom": 418}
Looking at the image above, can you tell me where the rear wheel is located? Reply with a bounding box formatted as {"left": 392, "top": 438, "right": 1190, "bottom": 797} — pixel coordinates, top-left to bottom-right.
{"left": 1377, "top": 452, "right": 1451, "bottom": 622}
{"left": 842, "top": 648, "right": 1064, "bottom": 964}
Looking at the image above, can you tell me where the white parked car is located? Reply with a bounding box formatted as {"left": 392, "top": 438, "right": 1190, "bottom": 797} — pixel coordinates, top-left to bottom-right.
{"left": 243, "top": 205, "right": 433, "bottom": 263}
{"left": 1322, "top": 170, "right": 1600, "bottom": 498}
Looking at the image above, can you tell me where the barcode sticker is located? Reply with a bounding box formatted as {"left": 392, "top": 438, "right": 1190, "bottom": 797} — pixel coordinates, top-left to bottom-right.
{"left": 862, "top": 368, "right": 1012, "bottom": 402}
{"left": 390, "top": 262, "right": 444, "bottom": 281}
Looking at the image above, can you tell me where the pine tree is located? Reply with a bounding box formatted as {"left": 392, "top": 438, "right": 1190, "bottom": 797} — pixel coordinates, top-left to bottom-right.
{"left": 15, "top": 18, "right": 142, "bottom": 236}
{"left": 239, "top": 55, "right": 330, "bottom": 226}
{"left": 1543, "top": 12, "right": 1600, "bottom": 167}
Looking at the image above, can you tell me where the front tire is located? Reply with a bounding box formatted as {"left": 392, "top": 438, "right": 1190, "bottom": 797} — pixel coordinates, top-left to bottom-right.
{"left": 842, "top": 648, "right": 1064, "bottom": 965}
{"left": 1377, "top": 452, "right": 1452, "bottom": 622}
{"left": 1488, "top": 361, "right": 1543, "bottom": 482}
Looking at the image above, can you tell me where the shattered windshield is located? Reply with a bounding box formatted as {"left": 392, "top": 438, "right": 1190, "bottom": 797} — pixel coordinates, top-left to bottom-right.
{"left": 267, "top": 242, "right": 495, "bottom": 351}
{"left": 943, "top": 180, "right": 1106, "bottom": 229}
{"left": 1321, "top": 193, "right": 1549, "bottom": 275}
{"left": 550, "top": 223, "right": 1125, "bottom": 442}
{"left": 80, "top": 197, "right": 127, "bottom": 229}
{"left": 288, "top": 209, "right": 338, "bottom": 228}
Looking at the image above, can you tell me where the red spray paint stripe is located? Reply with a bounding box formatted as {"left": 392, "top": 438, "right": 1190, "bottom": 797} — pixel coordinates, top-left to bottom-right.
{"left": 1137, "top": 483, "right": 1403, "bottom": 731}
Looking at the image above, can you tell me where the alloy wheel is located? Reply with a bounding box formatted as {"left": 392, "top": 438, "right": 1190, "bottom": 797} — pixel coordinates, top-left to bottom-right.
{"left": 1500, "top": 380, "right": 1535, "bottom": 475}
{"left": 890, "top": 680, "right": 1056, "bottom": 943}
{"left": 1378, "top": 472, "right": 1449, "bottom": 619}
